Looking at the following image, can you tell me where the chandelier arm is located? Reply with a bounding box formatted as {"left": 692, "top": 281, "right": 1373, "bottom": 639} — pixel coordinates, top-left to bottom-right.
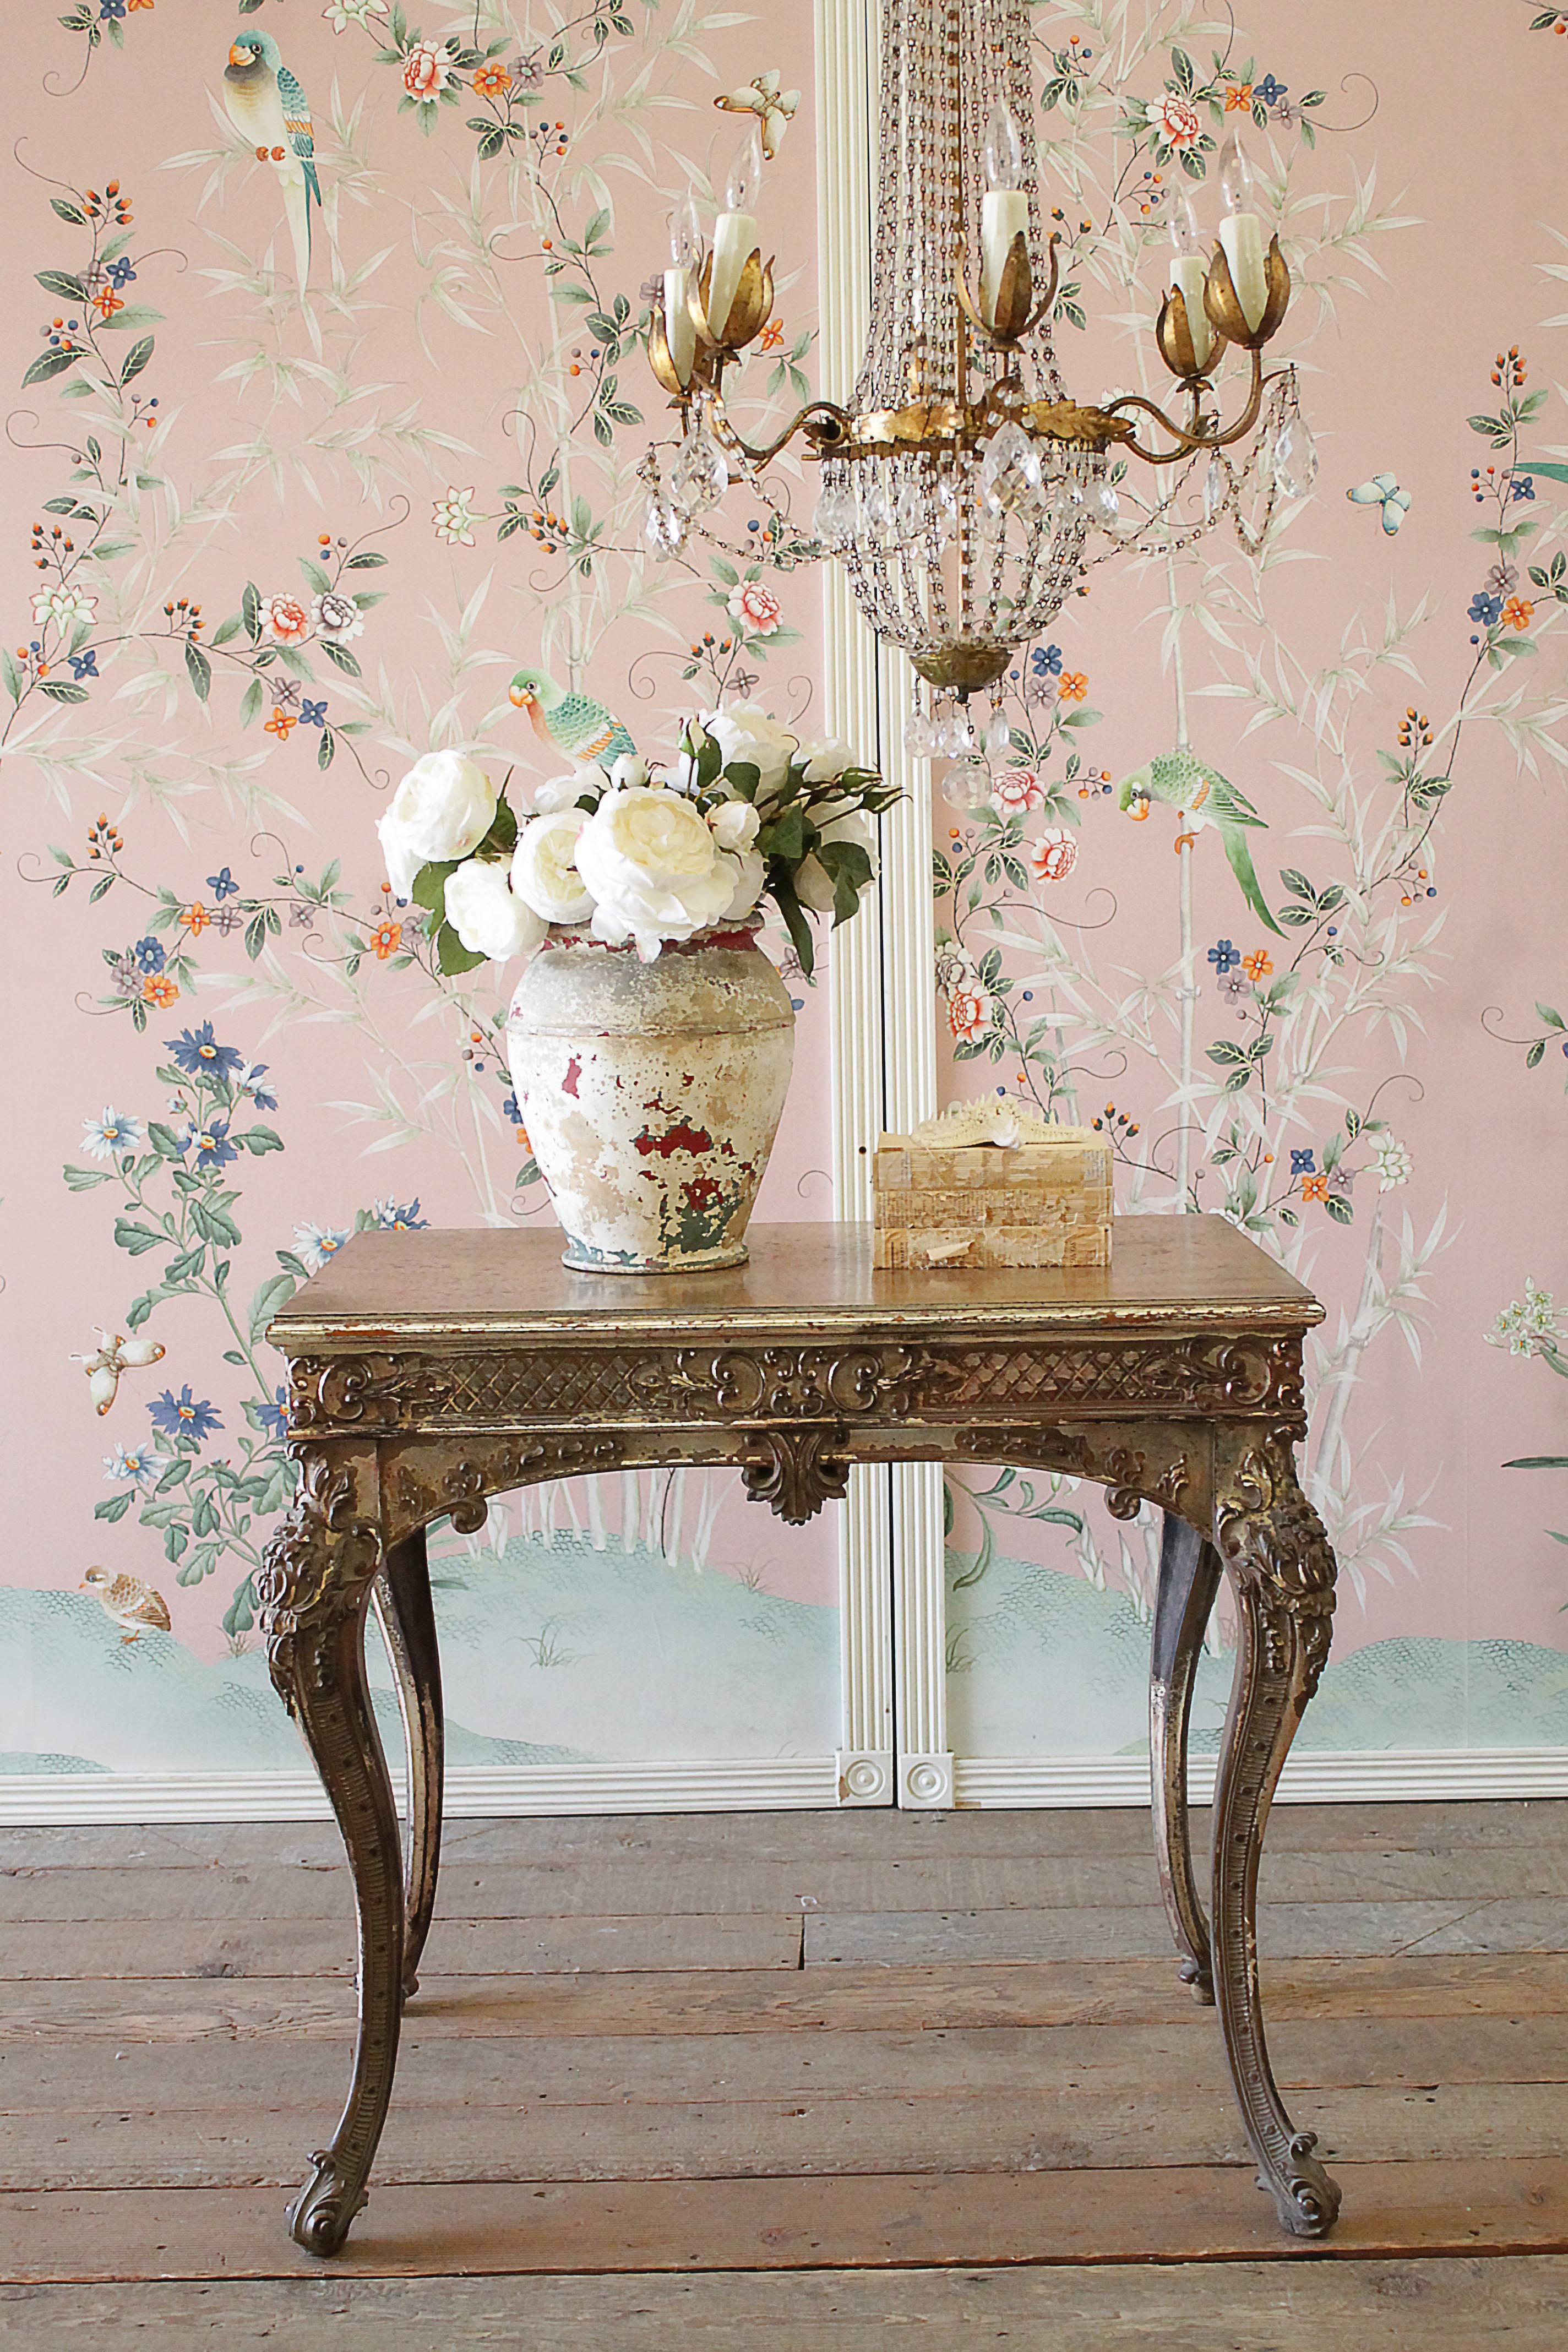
{"left": 711, "top": 400, "right": 854, "bottom": 470}
{"left": 1107, "top": 350, "right": 1277, "bottom": 466}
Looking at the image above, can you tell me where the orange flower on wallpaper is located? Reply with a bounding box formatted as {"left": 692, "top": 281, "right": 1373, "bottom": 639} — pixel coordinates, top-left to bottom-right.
{"left": 1243, "top": 950, "right": 1273, "bottom": 981}
{"left": 473, "top": 64, "right": 511, "bottom": 98}
{"left": 140, "top": 973, "right": 177, "bottom": 1008}
{"left": 759, "top": 319, "right": 786, "bottom": 351}
{"left": 264, "top": 707, "right": 297, "bottom": 740}
{"left": 1058, "top": 672, "right": 1088, "bottom": 701}
{"left": 1504, "top": 596, "right": 1535, "bottom": 629}
{"left": 1225, "top": 84, "right": 1254, "bottom": 111}
{"left": 371, "top": 919, "right": 402, "bottom": 961}
{"left": 179, "top": 902, "right": 208, "bottom": 937}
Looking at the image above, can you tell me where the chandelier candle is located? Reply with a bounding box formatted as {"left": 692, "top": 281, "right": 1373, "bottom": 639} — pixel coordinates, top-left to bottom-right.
{"left": 706, "top": 124, "right": 762, "bottom": 341}
{"left": 979, "top": 102, "right": 1029, "bottom": 331}
{"left": 662, "top": 194, "right": 701, "bottom": 391}
{"left": 1217, "top": 126, "right": 1270, "bottom": 335}
{"left": 1167, "top": 199, "right": 1217, "bottom": 377}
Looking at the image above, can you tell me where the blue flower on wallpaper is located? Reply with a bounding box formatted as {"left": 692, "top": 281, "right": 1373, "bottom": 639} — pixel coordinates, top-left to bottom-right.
{"left": 503, "top": 1091, "right": 522, "bottom": 1124}
{"left": 1032, "top": 643, "right": 1064, "bottom": 678}
{"left": 1207, "top": 939, "right": 1241, "bottom": 973}
{"left": 298, "top": 698, "right": 329, "bottom": 727}
{"left": 193, "top": 1118, "right": 237, "bottom": 1172}
{"left": 69, "top": 650, "right": 99, "bottom": 680}
{"left": 371, "top": 1196, "right": 428, "bottom": 1231}
{"left": 105, "top": 256, "right": 137, "bottom": 290}
{"left": 206, "top": 867, "right": 238, "bottom": 901}
{"left": 1512, "top": 476, "right": 1537, "bottom": 503}
{"left": 235, "top": 1060, "right": 277, "bottom": 1111}
{"left": 99, "top": 0, "right": 126, "bottom": 19}
{"left": 134, "top": 935, "right": 165, "bottom": 974}
{"left": 1469, "top": 591, "right": 1503, "bottom": 627}
{"left": 167, "top": 1022, "right": 244, "bottom": 1080}
{"left": 149, "top": 1386, "right": 222, "bottom": 1442}
{"left": 1291, "top": 1147, "right": 1316, "bottom": 1175}
{"left": 257, "top": 1387, "right": 289, "bottom": 1444}
{"left": 1255, "top": 74, "right": 1287, "bottom": 106}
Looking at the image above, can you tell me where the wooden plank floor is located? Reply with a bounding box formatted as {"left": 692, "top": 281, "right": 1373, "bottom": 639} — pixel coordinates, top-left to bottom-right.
{"left": 3, "top": 1802, "right": 1568, "bottom": 2347}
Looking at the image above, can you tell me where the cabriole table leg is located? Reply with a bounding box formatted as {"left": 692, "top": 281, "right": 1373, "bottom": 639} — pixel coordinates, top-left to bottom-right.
{"left": 1210, "top": 1430, "right": 1342, "bottom": 2238}
{"left": 260, "top": 1451, "right": 406, "bottom": 2257}
{"left": 1149, "top": 1511, "right": 1223, "bottom": 2003}
{"left": 372, "top": 1524, "right": 444, "bottom": 1999}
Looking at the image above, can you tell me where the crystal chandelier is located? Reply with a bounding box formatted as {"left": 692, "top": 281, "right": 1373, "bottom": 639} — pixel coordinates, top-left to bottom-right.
{"left": 641, "top": 0, "right": 1311, "bottom": 737}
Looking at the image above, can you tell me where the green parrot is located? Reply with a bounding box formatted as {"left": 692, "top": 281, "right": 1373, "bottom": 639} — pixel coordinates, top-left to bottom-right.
{"left": 508, "top": 667, "right": 637, "bottom": 767}
{"left": 1117, "top": 748, "right": 1283, "bottom": 937}
{"left": 223, "top": 29, "right": 321, "bottom": 291}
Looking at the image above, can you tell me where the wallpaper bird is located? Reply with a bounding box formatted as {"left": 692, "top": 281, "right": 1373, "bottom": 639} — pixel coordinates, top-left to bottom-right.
{"left": 1117, "top": 748, "right": 1283, "bottom": 937}
{"left": 80, "top": 1566, "right": 172, "bottom": 1645}
{"left": 508, "top": 668, "right": 638, "bottom": 766}
{"left": 222, "top": 28, "right": 321, "bottom": 291}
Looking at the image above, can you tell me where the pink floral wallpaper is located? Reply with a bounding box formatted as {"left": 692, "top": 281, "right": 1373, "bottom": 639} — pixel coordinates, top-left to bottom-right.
{"left": 2, "top": 1, "right": 1567, "bottom": 1783}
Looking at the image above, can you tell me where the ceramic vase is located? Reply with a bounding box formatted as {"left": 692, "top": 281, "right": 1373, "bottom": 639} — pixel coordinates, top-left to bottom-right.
{"left": 505, "top": 927, "right": 796, "bottom": 1273}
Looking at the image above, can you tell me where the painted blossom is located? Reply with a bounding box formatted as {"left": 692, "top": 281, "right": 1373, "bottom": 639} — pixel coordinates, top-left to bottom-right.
{"left": 727, "top": 580, "right": 782, "bottom": 638}
{"left": 311, "top": 590, "right": 364, "bottom": 641}
{"left": 1145, "top": 91, "right": 1202, "bottom": 151}
{"left": 1369, "top": 1131, "right": 1413, "bottom": 1191}
{"left": 322, "top": 0, "right": 387, "bottom": 28}
{"left": 1030, "top": 827, "right": 1078, "bottom": 884}
{"left": 1488, "top": 1276, "right": 1561, "bottom": 1359}
{"left": 295, "top": 1221, "right": 351, "bottom": 1273}
{"left": 947, "top": 983, "right": 993, "bottom": 1043}
{"left": 260, "top": 593, "right": 309, "bottom": 645}
{"left": 31, "top": 585, "right": 97, "bottom": 634}
{"left": 993, "top": 766, "right": 1046, "bottom": 815}
{"left": 433, "top": 486, "right": 479, "bottom": 546}
{"left": 81, "top": 1107, "right": 144, "bottom": 1161}
{"left": 403, "top": 39, "right": 459, "bottom": 101}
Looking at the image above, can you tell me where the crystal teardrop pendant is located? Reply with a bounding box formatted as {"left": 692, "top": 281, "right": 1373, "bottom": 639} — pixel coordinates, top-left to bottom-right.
{"left": 1203, "top": 458, "right": 1227, "bottom": 520}
{"left": 904, "top": 711, "right": 936, "bottom": 758}
{"left": 670, "top": 421, "right": 729, "bottom": 514}
{"left": 979, "top": 421, "right": 1044, "bottom": 516}
{"left": 894, "top": 476, "right": 925, "bottom": 542}
{"left": 813, "top": 480, "right": 854, "bottom": 549}
{"left": 864, "top": 476, "right": 895, "bottom": 535}
{"left": 643, "top": 494, "right": 684, "bottom": 559}
{"left": 1271, "top": 416, "right": 1319, "bottom": 500}
{"left": 1090, "top": 480, "right": 1121, "bottom": 531}
{"left": 983, "top": 715, "right": 1012, "bottom": 760}
{"left": 937, "top": 712, "right": 976, "bottom": 759}
{"left": 941, "top": 756, "right": 997, "bottom": 813}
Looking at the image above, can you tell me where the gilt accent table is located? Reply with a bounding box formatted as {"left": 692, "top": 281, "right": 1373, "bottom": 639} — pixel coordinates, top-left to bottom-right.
{"left": 259, "top": 1216, "right": 1342, "bottom": 2255}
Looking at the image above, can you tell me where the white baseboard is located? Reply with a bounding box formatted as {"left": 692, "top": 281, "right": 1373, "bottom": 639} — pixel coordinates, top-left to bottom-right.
{"left": 952, "top": 1749, "right": 1568, "bottom": 1808}
{"left": 3, "top": 1747, "right": 1567, "bottom": 1822}
{"left": 0, "top": 1756, "right": 842, "bottom": 1826}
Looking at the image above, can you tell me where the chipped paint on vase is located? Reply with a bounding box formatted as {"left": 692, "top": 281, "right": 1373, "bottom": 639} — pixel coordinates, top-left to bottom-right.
{"left": 507, "top": 928, "right": 796, "bottom": 1273}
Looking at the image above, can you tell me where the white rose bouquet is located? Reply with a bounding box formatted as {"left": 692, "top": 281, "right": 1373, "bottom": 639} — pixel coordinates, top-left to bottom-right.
{"left": 377, "top": 705, "right": 898, "bottom": 977}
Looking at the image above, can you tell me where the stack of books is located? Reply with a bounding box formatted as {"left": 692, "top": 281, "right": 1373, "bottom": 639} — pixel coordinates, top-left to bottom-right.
{"left": 872, "top": 1103, "right": 1112, "bottom": 1270}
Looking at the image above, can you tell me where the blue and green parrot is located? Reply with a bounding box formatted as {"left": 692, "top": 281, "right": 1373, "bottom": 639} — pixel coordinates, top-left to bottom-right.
{"left": 1117, "top": 748, "right": 1283, "bottom": 937}
{"left": 508, "top": 667, "right": 638, "bottom": 766}
{"left": 223, "top": 28, "right": 321, "bottom": 291}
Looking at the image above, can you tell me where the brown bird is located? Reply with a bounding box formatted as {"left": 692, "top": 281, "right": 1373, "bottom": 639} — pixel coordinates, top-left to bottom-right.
{"left": 80, "top": 1566, "right": 172, "bottom": 1645}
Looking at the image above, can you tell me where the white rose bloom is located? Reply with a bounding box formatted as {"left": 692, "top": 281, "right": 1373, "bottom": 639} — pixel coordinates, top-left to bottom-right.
{"left": 511, "top": 808, "right": 594, "bottom": 924}
{"left": 574, "top": 784, "right": 735, "bottom": 961}
{"left": 700, "top": 703, "right": 799, "bottom": 799}
{"left": 532, "top": 767, "right": 601, "bottom": 815}
{"left": 709, "top": 799, "right": 761, "bottom": 853}
{"left": 607, "top": 753, "right": 649, "bottom": 790}
{"left": 720, "top": 848, "right": 766, "bottom": 923}
{"left": 443, "top": 858, "right": 546, "bottom": 962}
{"left": 378, "top": 750, "right": 497, "bottom": 900}
{"left": 794, "top": 808, "right": 879, "bottom": 915}
{"left": 801, "top": 737, "right": 856, "bottom": 785}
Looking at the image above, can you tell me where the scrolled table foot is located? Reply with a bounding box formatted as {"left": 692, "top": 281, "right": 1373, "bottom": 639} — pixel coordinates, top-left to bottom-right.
{"left": 1262, "top": 2129, "right": 1342, "bottom": 2238}
{"left": 287, "top": 2149, "right": 369, "bottom": 2257}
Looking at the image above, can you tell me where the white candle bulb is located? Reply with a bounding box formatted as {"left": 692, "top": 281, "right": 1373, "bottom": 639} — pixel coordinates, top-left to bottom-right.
{"left": 1216, "top": 124, "right": 1268, "bottom": 333}
{"left": 668, "top": 190, "right": 702, "bottom": 271}
{"left": 663, "top": 268, "right": 697, "bottom": 387}
{"left": 1166, "top": 195, "right": 1215, "bottom": 372}
{"left": 979, "top": 102, "right": 1028, "bottom": 329}
{"left": 707, "top": 124, "right": 763, "bottom": 341}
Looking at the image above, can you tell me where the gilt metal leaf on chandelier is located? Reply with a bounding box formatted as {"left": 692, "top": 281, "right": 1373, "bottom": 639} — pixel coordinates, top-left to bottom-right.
{"left": 640, "top": 0, "right": 1316, "bottom": 700}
